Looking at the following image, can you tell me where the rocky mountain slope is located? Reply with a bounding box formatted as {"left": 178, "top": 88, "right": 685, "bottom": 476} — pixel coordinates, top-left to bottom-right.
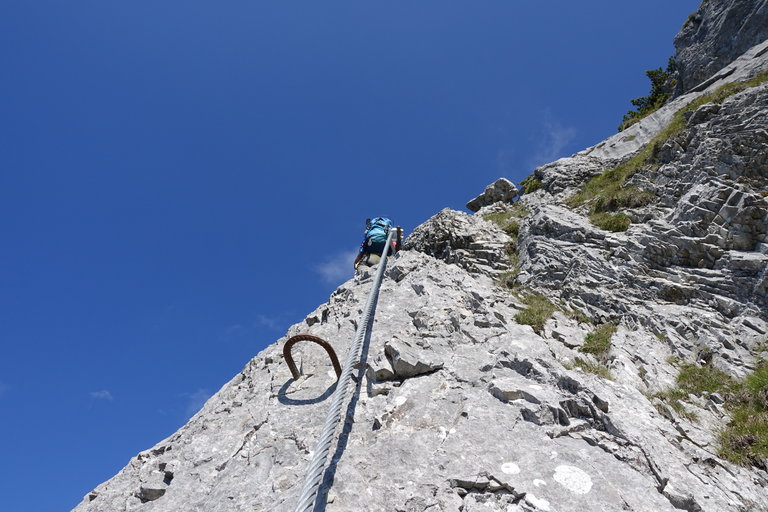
{"left": 673, "top": 0, "right": 768, "bottom": 97}
{"left": 73, "top": 2, "right": 768, "bottom": 511}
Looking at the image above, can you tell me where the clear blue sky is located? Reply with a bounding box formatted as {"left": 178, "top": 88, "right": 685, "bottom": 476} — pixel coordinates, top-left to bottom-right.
{"left": 0, "top": 1, "right": 700, "bottom": 510}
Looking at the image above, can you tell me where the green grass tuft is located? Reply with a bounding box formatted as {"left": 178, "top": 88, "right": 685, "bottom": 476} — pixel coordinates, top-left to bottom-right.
{"left": 674, "top": 364, "right": 736, "bottom": 397}
{"left": 589, "top": 212, "right": 631, "bottom": 232}
{"left": 514, "top": 294, "right": 556, "bottom": 334}
{"left": 719, "top": 362, "right": 768, "bottom": 466}
{"left": 520, "top": 175, "right": 542, "bottom": 195}
{"left": 567, "top": 309, "right": 591, "bottom": 325}
{"left": 653, "top": 363, "right": 735, "bottom": 423}
{"left": 652, "top": 362, "right": 739, "bottom": 428}
{"left": 580, "top": 323, "right": 617, "bottom": 356}
{"left": 573, "top": 358, "right": 612, "bottom": 379}
{"left": 503, "top": 220, "right": 520, "bottom": 238}
{"left": 483, "top": 203, "right": 529, "bottom": 231}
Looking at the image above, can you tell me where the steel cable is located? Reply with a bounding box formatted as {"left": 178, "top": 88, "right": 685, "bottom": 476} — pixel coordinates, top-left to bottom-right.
{"left": 293, "top": 229, "right": 396, "bottom": 512}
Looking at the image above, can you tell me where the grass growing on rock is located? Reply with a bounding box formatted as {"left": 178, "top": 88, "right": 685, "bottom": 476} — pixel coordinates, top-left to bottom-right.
{"left": 573, "top": 358, "right": 613, "bottom": 380}
{"left": 580, "top": 323, "right": 617, "bottom": 356}
{"left": 566, "top": 308, "right": 591, "bottom": 325}
{"left": 589, "top": 212, "right": 631, "bottom": 232}
{"left": 514, "top": 294, "right": 556, "bottom": 334}
{"left": 519, "top": 175, "right": 542, "bottom": 195}
{"left": 572, "top": 323, "right": 616, "bottom": 380}
{"left": 653, "top": 363, "right": 735, "bottom": 422}
{"left": 653, "top": 361, "right": 768, "bottom": 466}
{"left": 485, "top": 204, "right": 529, "bottom": 289}
{"left": 719, "top": 361, "right": 768, "bottom": 466}
{"left": 568, "top": 69, "right": 768, "bottom": 228}
{"left": 482, "top": 203, "right": 530, "bottom": 229}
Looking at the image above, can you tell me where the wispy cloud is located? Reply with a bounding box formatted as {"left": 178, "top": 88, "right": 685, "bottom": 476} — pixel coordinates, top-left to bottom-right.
{"left": 315, "top": 248, "right": 358, "bottom": 285}
{"left": 527, "top": 111, "right": 577, "bottom": 170}
{"left": 89, "top": 390, "right": 113, "bottom": 401}
{"left": 255, "top": 314, "right": 281, "bottom": 331}
{"left": 225, "top": 324, "right": 242, "bottom": 335}
{"left": 185, "top": 388, "right": 212, "bottom": 418}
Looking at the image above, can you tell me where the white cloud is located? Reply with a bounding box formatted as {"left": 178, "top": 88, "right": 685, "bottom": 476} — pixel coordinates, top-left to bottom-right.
{"left": 225, "top": 324, "right": 242, "bottom": 334}
{"left": 315, "top": 248, "right": 358, "bottom": 285}
{"left": 89, "top": 390, "right": 113, "bottom": 401}
{"left": 528, "top": 111, "right": 577, "bottom": 169}
{"left": 185, "top": 388, "right": 212, "bottom": 418}
{"left": 255, "top": 314, "right": 281, "bottom": 331}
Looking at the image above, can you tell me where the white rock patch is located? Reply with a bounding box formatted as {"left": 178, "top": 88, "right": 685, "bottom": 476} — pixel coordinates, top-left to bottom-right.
{"left": 501, "top": 462, "right": 521, "bottom": 475}
{"left": 553, "top": 465, "right": 593, "bottom": 495}
{"left": 394, "top": 396, "right": 407, "bottom": 406}
{"left": 533, "top": 479, "right": 547, "bottom": 487}
{"left": 525, "top": 493, "right": 551, "bottom": 511}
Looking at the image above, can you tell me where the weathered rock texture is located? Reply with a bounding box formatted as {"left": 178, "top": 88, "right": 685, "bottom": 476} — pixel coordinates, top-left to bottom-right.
{"left": 73, "top": 6, "right": 768, "bottom": 512}
{"left": 466, "top": 178, "right": 518, "bottom": 212}
{"left": 674, "top": 0, "right": 768, "bottom": 96}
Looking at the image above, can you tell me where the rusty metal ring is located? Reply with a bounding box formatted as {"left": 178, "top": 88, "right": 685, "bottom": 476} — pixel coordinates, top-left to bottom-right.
{"left": 283, "top": 334, "right": 342, "bottom": 381}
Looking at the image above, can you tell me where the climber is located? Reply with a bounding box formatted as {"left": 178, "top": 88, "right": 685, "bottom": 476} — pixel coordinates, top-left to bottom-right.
{"left": 354, "top": 217, "right": 402, "bottom": 270}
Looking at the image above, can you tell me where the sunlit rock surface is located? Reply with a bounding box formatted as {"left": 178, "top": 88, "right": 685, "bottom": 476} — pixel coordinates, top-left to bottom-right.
{"left": 74, "top": 4, "right": 768, "bottom": 512}
{"left": 673, "top": 0, "right": 768, "bottom": 96}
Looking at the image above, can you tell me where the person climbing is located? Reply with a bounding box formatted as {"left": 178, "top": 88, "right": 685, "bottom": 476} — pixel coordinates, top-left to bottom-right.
{"left": 354, "top": 217, "right": 403, "bottom": 270}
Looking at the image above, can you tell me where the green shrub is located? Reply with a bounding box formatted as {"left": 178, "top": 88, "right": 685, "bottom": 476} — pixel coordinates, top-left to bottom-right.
{"left": 520, "top": 175, "right": 542, "bottom": 195}
{"left": 589, "top": 212, "right": 631, "bottom": 232}
{"left": 580, "top": 323, "right": 617, "bottom": 356}
{"left": 618, "top": 58, "right": 677, "bottom": 132}
{"left": 514, "top": 294, "right": 556, "bottom": 334}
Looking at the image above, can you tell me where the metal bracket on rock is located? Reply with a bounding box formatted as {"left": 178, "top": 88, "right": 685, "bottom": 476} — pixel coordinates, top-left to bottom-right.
{"left": 283, "top": 334, "right": 342, "bottom": 381}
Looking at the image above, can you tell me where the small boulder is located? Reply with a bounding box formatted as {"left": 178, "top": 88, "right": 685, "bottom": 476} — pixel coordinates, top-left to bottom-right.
{"left": 466, "top": 178, "right": 518, "bottom": 212}
{"left": 384, "top": 340, "right": 443, "bottom": 379}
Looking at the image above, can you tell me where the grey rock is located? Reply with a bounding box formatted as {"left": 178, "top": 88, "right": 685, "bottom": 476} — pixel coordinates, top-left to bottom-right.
{"left": 72, "top": 251, "right": 768, "bottom": 512}
{"left": 532, "top": 155, "right": 606, "bottom": 197}
{"left": 583, "top": 39, "right": 768, "bottom": 162}
{"left": 466, "top": 178, "right": 518, "bottom": 212}
{"left": 404, "top": 208, "right": 513, "bottom": 278}
{"left": 674, "top": 0, "right": 768, "bottom": 96}
{"left": 73, "top": 5, "right": 768, "bottom": 512}
{"left": 384, "top": 339, "right": 443, "bottom": 379}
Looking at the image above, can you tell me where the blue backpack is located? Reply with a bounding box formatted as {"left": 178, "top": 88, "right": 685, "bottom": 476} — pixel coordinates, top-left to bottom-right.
{"left": 363, "top": 217, "right": 393, "bottom": 254}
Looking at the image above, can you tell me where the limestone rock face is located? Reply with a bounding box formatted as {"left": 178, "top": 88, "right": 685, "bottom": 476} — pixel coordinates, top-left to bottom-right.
{"left": 72, "top": 249, "right": 768, "bottom": 512}
{"left": 73, "top": 5, "right": 768, "bottom": 512}
{"left": 466, "top": 178, "right": 518, "bottom": 212}
{"left": 403, "top": 208, "right": 512, "bottom": 278}
{"left": 532, "top": 155, "right": 606, "bottom": 198}
{"left": 674, "top": 0, "right": 768, "bottom": 95}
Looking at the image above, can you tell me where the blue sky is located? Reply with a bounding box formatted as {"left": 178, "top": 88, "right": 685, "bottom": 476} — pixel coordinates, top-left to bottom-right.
{"left": 0, "top": 1, "right": 700, "bottom": 510}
